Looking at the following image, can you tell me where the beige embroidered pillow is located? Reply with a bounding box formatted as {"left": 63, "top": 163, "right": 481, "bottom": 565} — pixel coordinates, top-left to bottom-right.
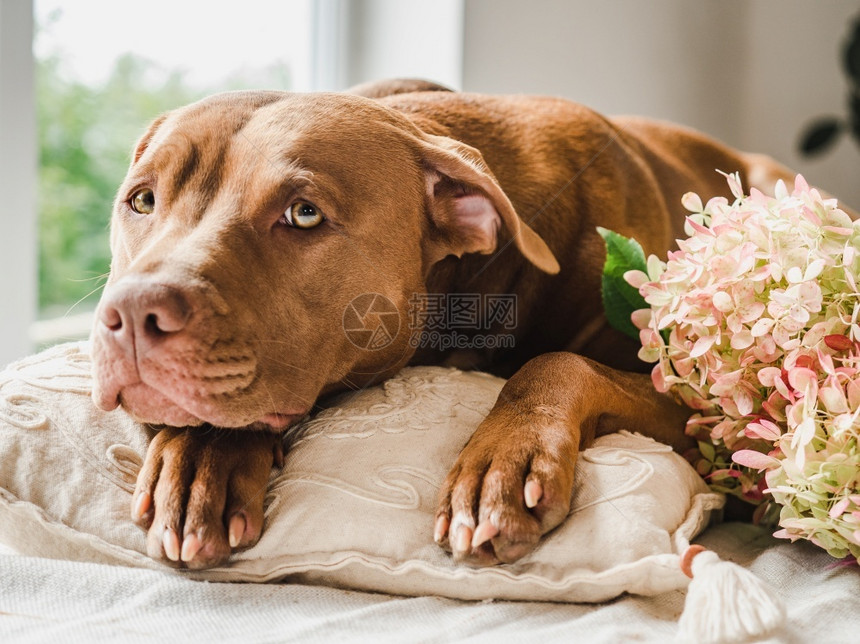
{"left": 0, "top": 343, "right": 724, "bottom": 602}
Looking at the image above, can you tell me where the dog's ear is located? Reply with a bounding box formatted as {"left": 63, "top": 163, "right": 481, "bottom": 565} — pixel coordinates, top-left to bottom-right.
{"left": 131, "top": 114, "right": 169, "bottom": 165}
{"left": 416, "top": 134, "right": 560, "bottom": 274}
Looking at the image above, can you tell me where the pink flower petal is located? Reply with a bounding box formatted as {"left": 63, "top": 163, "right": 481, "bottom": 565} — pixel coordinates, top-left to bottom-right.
{"left": 787, "top": 367, "right": 818, "bottom": 392}
{"left": 757, "top": 367, "right": 783, "bottom": 387}
{"left": 731, "top": 329, "right": 754, "bottom": 350}
{"left": 824, "top": 334, "right": 853, "bottom": 351}
{"left": 751, "top": 317, "right": 776, "bottom": 338}
{"left": 749, "top": 187, "right": 768, "bottom": 204}
{"left": 685, "top": 216, "right": 715, "bottom": 237}
{"left": 794, "top": 174, "right": 810, "bottom": 194}
{"left": 624, "top": 269, "right": 649, "bottom": 289}
{"left": 745, "top": 420, "right": 782, "bottom": 441}
{"left": 847, "top": 379, "right": 860, "bottom": 410}
{"left": 790, "top": 417, "right": 816, "bottom": 451}
{"left": 681, "top": 191, "right": 704, "bottom": 212}
{"left": 690, "top": 335, "right": 717, "bottom": 358}
{"left": 720, "top": 170, "right": 744, "bottom": 199}
{"left": 732, "top": 449, "right": 780, "bottom": 470}
{"left": 819, "top": 384, "right": 849, "bottom": 414}
{"left": 651, "top": 363, "right": 669, "bottom": 393}
{"left": 830, "top": 497, "right": 850, "bottom": 519}
{"left": 734, "top": 387, "right": 754, "bottom": 416}
{"left": 822, "top": 226, "right": 853, "bottom": 236}
{"left": 786, "top": 266, "right": 804, "bottom": 284}
{"left": 712, "top": 291, "right": 733, "bottom": 312}
{"left": 817, "top": 350, "right": 836, "bottom": 376}
{"left": 630, "top": 308, "right": 652, "bottom": 330}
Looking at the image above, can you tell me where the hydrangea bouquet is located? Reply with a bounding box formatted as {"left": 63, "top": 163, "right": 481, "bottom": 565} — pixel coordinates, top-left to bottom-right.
{"left": 599, "top": 173, "right": 860, "bottom": 563}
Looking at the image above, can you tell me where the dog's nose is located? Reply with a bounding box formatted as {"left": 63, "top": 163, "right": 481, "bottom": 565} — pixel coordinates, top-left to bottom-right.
{"left": 98, "top": 281, "right": 192, "bottom": 353}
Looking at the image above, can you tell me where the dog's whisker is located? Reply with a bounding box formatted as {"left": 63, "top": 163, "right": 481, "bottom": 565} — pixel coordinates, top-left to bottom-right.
{"left": 257, "top": 355, "right": 315, "bottom": 375}
{"left": 338, "top": 375, "right": 361, "bottom": 392}
{"left": 64, "top": 281, "right": 108, "bottom": 318}
{"left": 67, "top": 271, "right": 110, "bottom": 284}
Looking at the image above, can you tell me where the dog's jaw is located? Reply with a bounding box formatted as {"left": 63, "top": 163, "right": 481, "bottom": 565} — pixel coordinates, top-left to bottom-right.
{"left": 116, "top": 383, "right": 204, "bottom": 427}
{"left": 91, "top": 318, "right": 312, "bottom": 430}
{"left": 103, "top": 380, "right": 309, "bottom": 431}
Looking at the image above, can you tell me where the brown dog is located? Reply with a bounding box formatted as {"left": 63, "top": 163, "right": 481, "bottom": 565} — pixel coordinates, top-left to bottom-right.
{"left": 91, "top": 79, "right": 799, "bottom": 569}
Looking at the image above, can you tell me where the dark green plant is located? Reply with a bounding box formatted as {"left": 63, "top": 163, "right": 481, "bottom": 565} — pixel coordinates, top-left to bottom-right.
{"left": 798, "top": 13, "right": 860, "bottom": 157}
{"left": 596, "top": 227, "right": 648, "bottom": 341}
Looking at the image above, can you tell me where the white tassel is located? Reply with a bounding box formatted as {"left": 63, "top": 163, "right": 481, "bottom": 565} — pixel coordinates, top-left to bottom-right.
{"left": 676, "top": 545, "right": 786, "bottom": 643}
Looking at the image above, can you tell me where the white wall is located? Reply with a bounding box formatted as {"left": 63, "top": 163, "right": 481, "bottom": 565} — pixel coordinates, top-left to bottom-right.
{"left": 739, "top": 1, "right": 858, "bottom": 208}
{"left": 316, "top": 0, "right": 464, "bottom": 91}
{"left": 0, "top": 0, "right": 36, "bottom": 367}
{"left": 462, "top": 0, "right": 860, "bottom": 208}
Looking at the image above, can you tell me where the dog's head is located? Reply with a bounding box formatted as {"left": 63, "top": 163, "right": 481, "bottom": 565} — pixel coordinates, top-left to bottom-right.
{"left": 91, "top": 90, "right": 558, "bottom": 430}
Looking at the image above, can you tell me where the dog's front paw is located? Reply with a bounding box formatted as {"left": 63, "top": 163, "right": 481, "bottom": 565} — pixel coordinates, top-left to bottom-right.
{"left": 131, "top": 427, "right": 282, "bottom": 569}
{"left": 434, "top": 410, "right": 578, "bottom": 566}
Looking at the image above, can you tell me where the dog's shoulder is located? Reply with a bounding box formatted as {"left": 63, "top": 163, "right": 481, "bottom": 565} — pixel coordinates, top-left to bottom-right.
{"left": 346, "top": 78, "right": 454, "bottom": 99}
{"left": 372, "top": 87, "right": 614, "bottom": 148}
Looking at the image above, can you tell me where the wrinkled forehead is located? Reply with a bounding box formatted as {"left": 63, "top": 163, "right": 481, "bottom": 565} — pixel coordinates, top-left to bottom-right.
{"left": 139, "top": 91, "right": 420, "bottom": 193}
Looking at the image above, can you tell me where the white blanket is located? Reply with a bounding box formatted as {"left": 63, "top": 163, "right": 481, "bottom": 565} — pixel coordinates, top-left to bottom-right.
{"left": 1, "top": 523, "right": 858, "bottom": 643}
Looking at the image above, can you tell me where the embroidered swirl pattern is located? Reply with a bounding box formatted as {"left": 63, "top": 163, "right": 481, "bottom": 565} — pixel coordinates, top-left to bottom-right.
{"left": 287, "top": 371, "right": 494, "bottom": 448}
{"left": 273, "top": 369, "right": 498, "bottom": 509}
{"left": 0, "top": 342, "right": 145, "bottom": 494}
{"left": 266, "top": 465, "right": 438, "bottom": 513}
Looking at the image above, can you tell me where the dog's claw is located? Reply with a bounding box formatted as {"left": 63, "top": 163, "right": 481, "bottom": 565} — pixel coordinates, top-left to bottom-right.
{"left": 163, "top": 527, "right": 181, "bottom": 562}
{"left": 228, "top": 514, "right": 246, "bottom": 549}
{"left": 452, "top": 525, "right": 473, "bottom": 556}
{"left": 181, "top": 532, "right": 202, "bottom": 562}
{"left": 433, "top": 515, "right": 449, "bottom": 544}
{"left": 132, "top": 490, "right": 151, "bottom": 521}
{"left": 524, "top": 480, "right": 543, "bottom": 509}
{"left": 471, "top": 521, "right": 499, "bottom": 548}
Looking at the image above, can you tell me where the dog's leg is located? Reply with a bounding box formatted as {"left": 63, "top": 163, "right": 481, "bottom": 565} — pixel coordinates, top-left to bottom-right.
{"left": 130, "top": 427, "right": 282, "bottom": 569}
{"left": 434, "top": 352, "right": 693, "bottom": 565}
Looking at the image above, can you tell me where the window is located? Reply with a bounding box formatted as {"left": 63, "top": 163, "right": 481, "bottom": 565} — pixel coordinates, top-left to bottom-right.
{"left": 0, "top": 0, "right": 463, "bottom": 365}
{"left": 31, "top": 0, "right": 315, "bottom": 345}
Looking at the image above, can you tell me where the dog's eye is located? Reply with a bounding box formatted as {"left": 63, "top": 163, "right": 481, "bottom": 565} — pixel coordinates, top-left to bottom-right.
{"left": 281, "top": 201, "right": 324, "bottom": 229}
{"left": 130, "top": 189, "right": 155, "bottom": 215}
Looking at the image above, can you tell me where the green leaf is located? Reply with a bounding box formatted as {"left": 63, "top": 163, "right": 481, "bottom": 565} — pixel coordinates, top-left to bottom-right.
{"left": 597, "top": 227, "right": 648, "bottom": 341}
{"left": 698, "top": 440, "right": 716, "bottom": 463}
{"left": 798, "top": 117, "right": 843, "bottom": 157}
{"left": 844, "top": 17, "right": 860, "bottom": 85}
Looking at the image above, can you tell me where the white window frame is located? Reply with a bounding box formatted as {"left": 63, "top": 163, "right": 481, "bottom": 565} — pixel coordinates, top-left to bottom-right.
{"left": 0, "top": 0, "right": 36, "bottom": 366}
